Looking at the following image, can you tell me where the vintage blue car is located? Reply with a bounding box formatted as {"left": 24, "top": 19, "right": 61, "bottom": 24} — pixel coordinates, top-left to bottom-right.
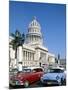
{"left": 41, "top": 67, "right": 66, "bottom": 85}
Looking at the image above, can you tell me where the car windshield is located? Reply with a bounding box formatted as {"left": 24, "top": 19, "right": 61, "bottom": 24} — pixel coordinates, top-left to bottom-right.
{"left": 22, "top": 69, "right": 31, "bottom": 73}
{"left": 33, "top": 68, "right": 43, "bottom": 72}
{"left": 48, "top": 69, "right": 64, "bottom": 73}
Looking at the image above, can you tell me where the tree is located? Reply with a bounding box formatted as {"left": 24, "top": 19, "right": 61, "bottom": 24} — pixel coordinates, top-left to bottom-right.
{"left": 10, "top": 30, "right": 25, "bottom": 59}
{"left": 10, "top": 30, "right": 25, "bottom": 70}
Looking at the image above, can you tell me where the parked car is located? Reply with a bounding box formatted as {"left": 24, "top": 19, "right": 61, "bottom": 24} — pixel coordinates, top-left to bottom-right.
{"left": 40, "top": 67, "right": 66, "bottom": 85}
{"left": 9, "top": 67, "right": 44, "bottom": 87}
{"left": 9, "top": 68, "right": 18, "bottom": 77}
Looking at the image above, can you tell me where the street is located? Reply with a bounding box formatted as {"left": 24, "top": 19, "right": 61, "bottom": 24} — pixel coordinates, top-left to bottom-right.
{"left": 9, "top": 80, "right": 66, "bottom": 89}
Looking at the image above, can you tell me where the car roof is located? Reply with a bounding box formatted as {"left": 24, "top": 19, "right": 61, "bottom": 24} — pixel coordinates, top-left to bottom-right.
{"left": 23, "top": 67, "right": 43, "bottom": 70}
{"left": 51, "top": 67, "right": 64, "bottom": 70}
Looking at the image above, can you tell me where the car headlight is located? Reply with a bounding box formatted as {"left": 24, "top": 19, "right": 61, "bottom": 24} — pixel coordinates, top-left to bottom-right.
{"left": 56, "top": 76, "right": 60, "bottom": 80}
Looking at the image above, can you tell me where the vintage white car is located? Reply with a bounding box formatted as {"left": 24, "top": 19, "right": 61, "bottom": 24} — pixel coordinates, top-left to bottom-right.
{"left": 41, "top": 67, "right": 66, "bottom": 85}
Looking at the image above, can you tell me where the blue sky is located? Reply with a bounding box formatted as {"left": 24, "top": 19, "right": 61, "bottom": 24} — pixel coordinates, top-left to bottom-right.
{"left": 9, "top": 1, "right": 66, "bottom": 58}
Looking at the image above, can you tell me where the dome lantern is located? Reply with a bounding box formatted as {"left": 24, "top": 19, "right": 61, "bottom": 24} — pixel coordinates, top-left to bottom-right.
{"left": 28, "top": 16, "right": 41, "bottom": 30}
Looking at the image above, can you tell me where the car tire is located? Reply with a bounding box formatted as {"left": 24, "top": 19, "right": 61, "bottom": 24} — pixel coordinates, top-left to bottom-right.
{"left": 64, "top": 79, "right": 66, "bottom": 85}
{"left": 24, "top": 81, "right": 29, "bottom": 88}
{"left": 60, "top": 78, "right": 64, "bottom": 85}
{"left": 9, "top": 84, "right": 15, "bottom": 88}
{"left": 62, "top": 78, "right": 66, "bottom": 85}
{"left": 58, "top": 79, "right": 62, "bottom": 86}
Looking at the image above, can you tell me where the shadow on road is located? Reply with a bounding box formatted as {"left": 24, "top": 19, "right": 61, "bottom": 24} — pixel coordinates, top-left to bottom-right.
{"left": 9, "top": 81, "right": 66, "bottom": 89}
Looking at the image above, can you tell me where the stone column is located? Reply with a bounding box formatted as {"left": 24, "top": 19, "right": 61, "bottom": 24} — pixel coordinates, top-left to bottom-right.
{"left": 45, "top": 53, "right": 49, "bottom": 65}
{"left": 42, "top": 53, "right": 49, "bottom": 71}
{"left": 28, "top": 52, "right": 29, "bottom": 61}
{"left": 25, "top": 51, "right": 26, "bottom": 61}
{"left": 26, "top": 51, "right": 28, "bottom": 61}
{"left": 30, "top": 52, "right": 31, "bottom": 61}
{"left": 27, "top": 52, "right": 28, "bottom": 61}
{"left": 17, "top": 46, "right": 23, "bottom": 71}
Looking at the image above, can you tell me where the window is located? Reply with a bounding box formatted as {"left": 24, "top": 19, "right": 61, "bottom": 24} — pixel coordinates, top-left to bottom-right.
{"left": 48, "top": 69, "right": 64, "bottom": 73}
{"left": 23, "top": 69, "right": 31, "bottom": 73}
{"left": 33, "top": 68, "right": 43, "bottom": 72}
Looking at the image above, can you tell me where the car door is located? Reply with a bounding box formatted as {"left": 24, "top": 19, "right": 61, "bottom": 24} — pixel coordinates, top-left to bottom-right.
{"left": 25, "top": 72, "right": 35, "bottom": 84}
{"left": 30, "top": 69, "right": 39, "bottom": 82}
{"left": 32, "top": 68, "right": 43, "bottom": 81}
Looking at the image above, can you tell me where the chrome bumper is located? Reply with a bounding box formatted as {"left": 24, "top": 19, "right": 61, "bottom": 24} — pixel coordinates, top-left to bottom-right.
{"left": 9, "top": 80, "right": 24, "bottom": 86}
{"left": 41, "top": 79, "right": 59, "bottom": 85}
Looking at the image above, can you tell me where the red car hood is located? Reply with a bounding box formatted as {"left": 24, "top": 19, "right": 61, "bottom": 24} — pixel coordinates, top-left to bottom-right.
{"left": 10, "top": 72, "right": 30, "bottom": 80}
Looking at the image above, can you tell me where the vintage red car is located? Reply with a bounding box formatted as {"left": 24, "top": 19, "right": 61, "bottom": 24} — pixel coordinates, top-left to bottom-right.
{"left": 9, "top": 67, "right": 44, "bottom": 87}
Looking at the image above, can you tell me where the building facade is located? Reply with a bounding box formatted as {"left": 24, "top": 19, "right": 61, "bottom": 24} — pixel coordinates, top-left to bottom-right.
{"left": 59, "top": 59, "right": 66, "bottom": 69}
{"left": 9, "top": 17, "right": 55, "bottom": 70}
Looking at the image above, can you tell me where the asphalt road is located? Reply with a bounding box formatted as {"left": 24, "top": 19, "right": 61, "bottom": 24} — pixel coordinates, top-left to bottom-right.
{"left": 9, "top": 80, "right": 66, "bottom": 89}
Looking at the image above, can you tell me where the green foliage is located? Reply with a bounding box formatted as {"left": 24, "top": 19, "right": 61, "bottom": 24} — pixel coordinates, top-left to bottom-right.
{"left": 10, "top": 30, "right": 25, "bottom": 49}
{"left": 10, "top": 30, "right": 25, "bottom": 58}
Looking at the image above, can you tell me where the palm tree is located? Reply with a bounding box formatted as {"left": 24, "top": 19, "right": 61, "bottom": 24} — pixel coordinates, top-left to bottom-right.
{"left": 10, "top": 30, "right": 25, "bottom": 59}
{"left": 10, "top": 30, "right": 25, "bottom": 70}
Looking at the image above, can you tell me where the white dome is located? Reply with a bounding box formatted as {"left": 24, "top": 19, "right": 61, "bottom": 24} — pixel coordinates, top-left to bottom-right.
{"left": 28, "top": 16, "right": 41, "bottom": 29}
{"left": 26, "top": 17, "right": 43, "bottom": 45}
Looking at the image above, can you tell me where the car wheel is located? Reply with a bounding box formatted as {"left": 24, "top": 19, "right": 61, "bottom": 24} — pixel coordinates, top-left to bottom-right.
{"left": 9, "top": 84, "right": 15, "bottom": 88}
{"left": 60, "top": 78, "right": 64, "bottom": 85}
{"left": 24, "top": 81, "right": 29, "bottom": 88}
{"left": 64, "top": 79, "right": 66, "bottom": 85}
{"left": 62, "top": 78, "right": 66, "bottom": 85}
{"left": 58, "top": 79, "right": 62, "bottom": 86}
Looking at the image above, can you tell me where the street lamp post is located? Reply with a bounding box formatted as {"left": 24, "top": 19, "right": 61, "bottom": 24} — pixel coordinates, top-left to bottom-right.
{"left": 39, "top": 62, "right": 41, "bottom": 67}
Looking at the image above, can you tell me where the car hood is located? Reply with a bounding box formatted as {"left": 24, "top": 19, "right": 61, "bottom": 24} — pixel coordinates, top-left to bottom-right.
{"left": 17, "top": 73, "right": 30, "bottom": 77}
{"left": 10, "top": 72, "right": 30, "bottom": 80}
{"left": 42, "top": 73, "right": 59, "bottom": 80}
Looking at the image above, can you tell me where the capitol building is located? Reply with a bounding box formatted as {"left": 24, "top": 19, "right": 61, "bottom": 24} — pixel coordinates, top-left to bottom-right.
{"left": 9, "top": 17, "right": 55, "bottom": 70}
